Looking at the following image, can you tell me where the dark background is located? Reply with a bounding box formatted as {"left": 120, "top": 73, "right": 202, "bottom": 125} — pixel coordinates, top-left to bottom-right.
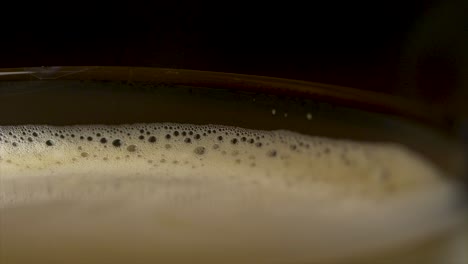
{"left": 1, "top": 0, "right": 466, "bottom": 116}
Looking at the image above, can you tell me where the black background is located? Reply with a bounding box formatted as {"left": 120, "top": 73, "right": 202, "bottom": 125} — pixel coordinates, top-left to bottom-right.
{"left": 1, "top": 0, "right": 466, "bottom": 114}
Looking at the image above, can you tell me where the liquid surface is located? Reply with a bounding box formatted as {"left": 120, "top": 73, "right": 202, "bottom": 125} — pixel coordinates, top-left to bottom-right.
{"left": 0, "top": 123, "right": 464, "bottom": 263}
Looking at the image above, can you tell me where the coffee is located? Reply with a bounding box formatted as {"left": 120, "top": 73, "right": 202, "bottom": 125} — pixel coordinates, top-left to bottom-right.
{"left": 0, "top": 123, "right": 464, "bottom": 263}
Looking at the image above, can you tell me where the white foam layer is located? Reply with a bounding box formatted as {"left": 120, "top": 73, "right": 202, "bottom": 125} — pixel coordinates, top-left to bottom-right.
{"left": 0, "top": 123, "right": 464, "bottom": 263}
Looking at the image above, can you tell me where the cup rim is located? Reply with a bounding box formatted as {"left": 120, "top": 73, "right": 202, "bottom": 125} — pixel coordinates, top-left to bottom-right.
{"left": 0, "top": 66, "right": 448, "bottom": 129}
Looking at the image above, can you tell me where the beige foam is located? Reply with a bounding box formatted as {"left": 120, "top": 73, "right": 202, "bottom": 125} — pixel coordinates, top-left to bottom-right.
{"left": 0, "top": 123, "right": 464, "bottom": 263}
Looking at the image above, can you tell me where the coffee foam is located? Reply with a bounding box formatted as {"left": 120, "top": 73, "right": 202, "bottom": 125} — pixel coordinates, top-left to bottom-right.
{"left": 0, "top": 123, "right": 464, "bottom": 263}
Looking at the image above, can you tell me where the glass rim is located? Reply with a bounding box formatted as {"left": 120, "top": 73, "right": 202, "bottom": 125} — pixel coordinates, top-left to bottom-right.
{"left": 0, "top": 66, "right": 450, "bottom": 129}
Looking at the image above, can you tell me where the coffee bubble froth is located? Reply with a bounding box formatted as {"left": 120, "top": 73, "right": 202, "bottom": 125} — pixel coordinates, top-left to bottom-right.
{"left": 0, "top": 123, "right": 464, "bottom": 263}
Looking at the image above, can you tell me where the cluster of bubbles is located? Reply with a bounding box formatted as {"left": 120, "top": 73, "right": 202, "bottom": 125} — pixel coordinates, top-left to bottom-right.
{"left": 0, "top": 123, "right": 446, "bottom": 199}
